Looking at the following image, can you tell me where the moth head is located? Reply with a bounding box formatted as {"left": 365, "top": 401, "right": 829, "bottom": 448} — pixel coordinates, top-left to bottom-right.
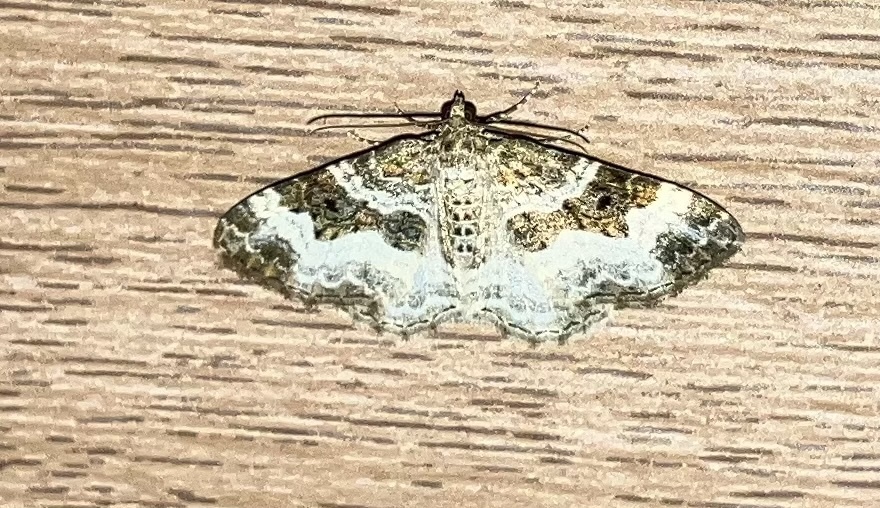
{"left": 440, "top": 91, "right": 478, "bottom": 122}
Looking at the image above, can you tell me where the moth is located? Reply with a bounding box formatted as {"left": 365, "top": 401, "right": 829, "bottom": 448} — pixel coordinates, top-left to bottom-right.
{"left": 214, "top": 91, "right": 744, "bottom": 342}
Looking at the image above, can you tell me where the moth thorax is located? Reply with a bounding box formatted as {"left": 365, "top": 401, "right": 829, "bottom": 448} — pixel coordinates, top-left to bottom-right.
{"left": 441, "top": 185, "right": 485, "bottom": 270}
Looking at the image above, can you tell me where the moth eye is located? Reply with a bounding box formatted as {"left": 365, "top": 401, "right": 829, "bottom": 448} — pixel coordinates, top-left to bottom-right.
{"left": 596, "top": 195, "right": 613, "bottom": 210}
{"left": 465, "top": 102, "right": 477, "bottom": 119}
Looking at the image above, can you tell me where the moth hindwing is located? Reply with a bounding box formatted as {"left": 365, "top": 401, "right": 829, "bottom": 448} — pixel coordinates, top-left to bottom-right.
{"left": 214, "top": 92, "right": 744, "bottom": 342}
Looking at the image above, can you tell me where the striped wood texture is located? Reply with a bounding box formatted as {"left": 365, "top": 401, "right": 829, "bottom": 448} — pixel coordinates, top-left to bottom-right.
{"left": 1, "top": 1, "right": 879, "bottom": 507}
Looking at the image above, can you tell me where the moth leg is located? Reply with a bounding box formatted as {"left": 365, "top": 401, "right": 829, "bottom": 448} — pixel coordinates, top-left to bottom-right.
{"left": 346, "top": 129, "right": 382, "bottom": 145}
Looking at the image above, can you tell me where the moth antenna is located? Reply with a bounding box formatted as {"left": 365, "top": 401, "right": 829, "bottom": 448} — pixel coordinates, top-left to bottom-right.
{"left": 393, "top": 101, "right": 436, "bottom": 126}
{"left": 531, "top": 123, "right": 591, "bottom": 146}
{"left": 306, "top": 111, "right": 442, "bottom": 125}
{"left": 308, "top": 121, "right": 422, "bottom": 134}
{"left": 480, "top": 81, "right": 541, "bottom": 122}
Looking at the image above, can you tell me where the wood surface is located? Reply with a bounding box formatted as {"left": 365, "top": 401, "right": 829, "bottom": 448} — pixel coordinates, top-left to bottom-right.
{"left": 2, "top": 1, "right": 880, "bottom": 507}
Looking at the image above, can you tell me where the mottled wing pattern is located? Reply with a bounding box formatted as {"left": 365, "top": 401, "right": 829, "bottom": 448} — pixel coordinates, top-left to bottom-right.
{"left": 471, "top": 135, "right": 743, "bottom": 340}
{"left": 213, "top": 135, "right": 460, "bottom": 331}
{"left": 215, "top": 91, "right": 743, "bottom": 342}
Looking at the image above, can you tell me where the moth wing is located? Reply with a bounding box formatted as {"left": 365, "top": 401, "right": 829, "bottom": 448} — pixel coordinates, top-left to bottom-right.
{"left": 214, "top": 135, "right": 459, "bottom": 331}
{"left": 474, "top": 135, "right": 743, "bottom": 340}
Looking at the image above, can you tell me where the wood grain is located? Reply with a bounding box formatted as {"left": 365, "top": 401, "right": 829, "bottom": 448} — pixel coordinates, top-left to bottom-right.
{"left": 2, "top": 1, "right": 879, "bottom": 507}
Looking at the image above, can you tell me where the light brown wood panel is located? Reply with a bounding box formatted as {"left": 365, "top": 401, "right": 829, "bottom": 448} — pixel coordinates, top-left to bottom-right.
{"left": 1, "top": 1, "right": 879, "bottom": 507}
